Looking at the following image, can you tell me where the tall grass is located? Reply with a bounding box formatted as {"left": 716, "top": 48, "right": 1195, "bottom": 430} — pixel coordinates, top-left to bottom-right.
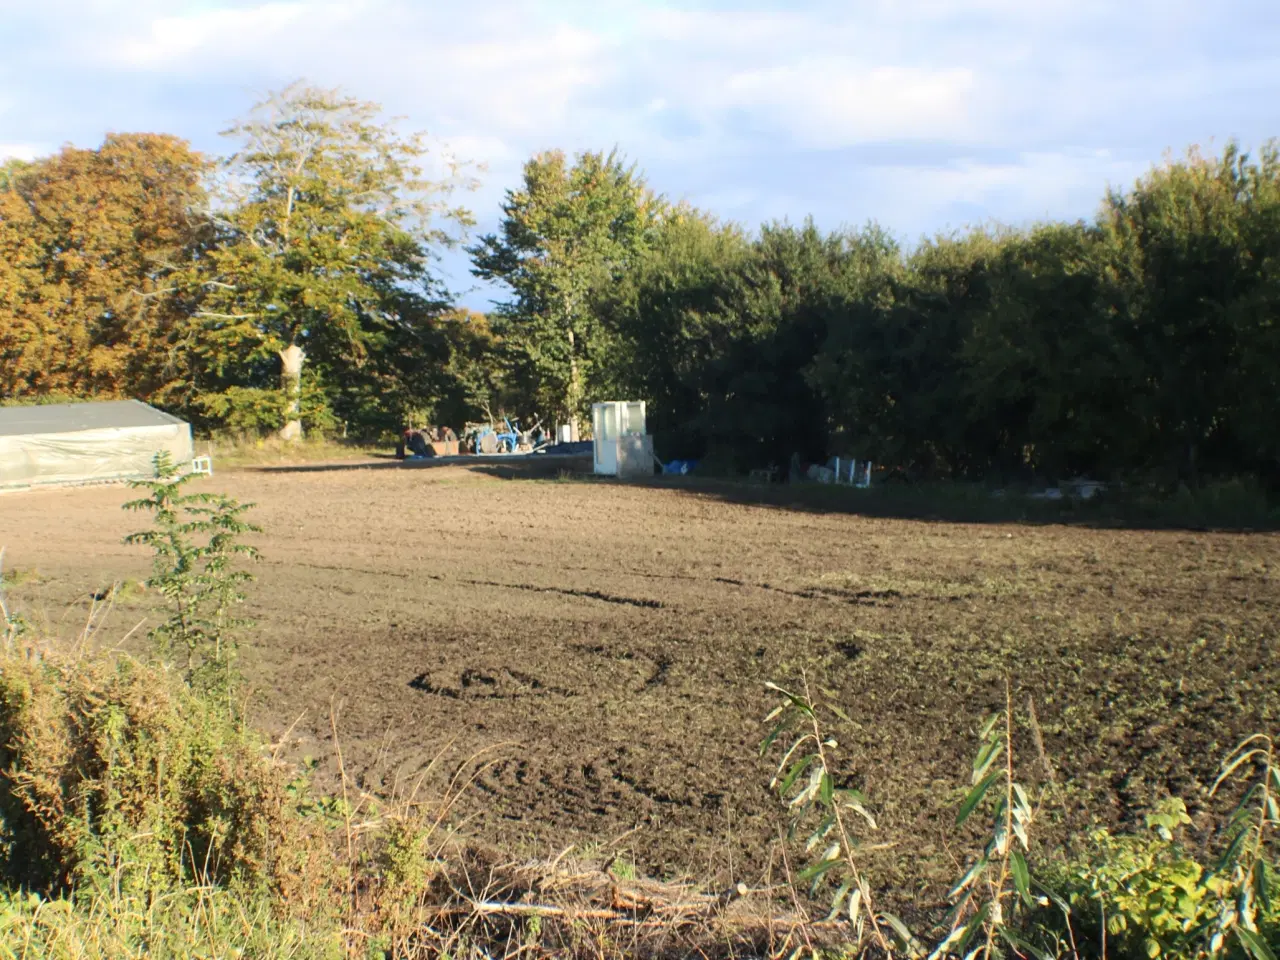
{"left": 201, "top": 433, "right": 385, "bottom": 468}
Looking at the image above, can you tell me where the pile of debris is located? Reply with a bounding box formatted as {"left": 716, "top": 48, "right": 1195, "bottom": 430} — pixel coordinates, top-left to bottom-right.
{"left": 396, "top": 425, "right": 459, "bottom": 459}
{"left": 791, "top": 453, "right": 875, "bottom": 487}
{"left": 374, "top": 845, "right": 865, "bottom": 960}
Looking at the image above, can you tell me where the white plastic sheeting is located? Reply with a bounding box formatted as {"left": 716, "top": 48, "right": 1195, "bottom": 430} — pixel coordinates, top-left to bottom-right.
{"left": 0, "top": 402, "right": 193, "bottom": 491}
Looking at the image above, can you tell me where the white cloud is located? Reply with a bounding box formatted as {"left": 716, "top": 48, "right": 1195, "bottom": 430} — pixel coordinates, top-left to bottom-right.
{"left": 107, "top": 2, "right": 315, "bottom": 68}
{"left": 645, "top": 8, "right": 809, "bottom": 47}
{"left": 423, "top": 25, "right": 608, "bottom": 136}
{"left": 0, "top": 0, "right": 1274, "bottom": 283}
{"left": 0, "top": 143, "right": 46, "bottom": 162}
{"left": 718, "top": 62, "right": 975, "bottom": 147}
{"left": 866, "top": 150, "right": 1151, "bottom": 234}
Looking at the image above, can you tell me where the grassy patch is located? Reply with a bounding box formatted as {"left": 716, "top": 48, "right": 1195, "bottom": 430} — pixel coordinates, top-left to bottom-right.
{"left": 202, "top": 433, "right": 386, "bottom": 468}
{"left": 0, "top": 885, "right": 340, "bottom": 960}
{"left": 0, "top": 565, "right": 40, "bottom": 587}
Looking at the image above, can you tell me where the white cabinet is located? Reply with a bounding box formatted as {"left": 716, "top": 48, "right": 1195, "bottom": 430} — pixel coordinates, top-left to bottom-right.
{"left": 591, "top": 401, "right": 653, "bottom": 478}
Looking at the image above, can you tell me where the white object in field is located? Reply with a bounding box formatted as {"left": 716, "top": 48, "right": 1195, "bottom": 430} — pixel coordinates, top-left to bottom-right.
{"left": 825, "top": 457, "right": 872, "bottom": 487}
{"left": 191, "top": 456, "right": 213, "bottom": 476}
{"left": 557, "top": 423, "right": 573, "bottom": 444}
{"left": 591, "top": 401, "right": 652, "bottom": 478}
{"left": 828, "top": 457, "right": 854, "bottom": 485}
{"left": 0, "top": 400, "right": 194, "bottom": 492}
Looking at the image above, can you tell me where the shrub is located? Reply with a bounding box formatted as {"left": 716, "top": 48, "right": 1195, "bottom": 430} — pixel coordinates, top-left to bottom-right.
{"left": 1038, "top": 800, "right": 1226, "bottom": 959}
{"left": 1030, "top": 799, "right": 1279, "bottom": 959}
{"left": 0, "top": 643, "right": 326, "bottom": 903}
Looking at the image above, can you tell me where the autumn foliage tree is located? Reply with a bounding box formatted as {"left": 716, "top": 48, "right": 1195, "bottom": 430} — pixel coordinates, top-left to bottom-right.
{"left": 0, "top": 134, "right": 207, "bottom": 401}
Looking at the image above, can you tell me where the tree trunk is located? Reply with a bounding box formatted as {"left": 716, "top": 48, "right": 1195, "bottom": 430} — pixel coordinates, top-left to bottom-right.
{"left": 279, "top": 344, "right": 306, "bottom": 442}
{"left": 567, "top": 328, "right": 580, "bottom": 441}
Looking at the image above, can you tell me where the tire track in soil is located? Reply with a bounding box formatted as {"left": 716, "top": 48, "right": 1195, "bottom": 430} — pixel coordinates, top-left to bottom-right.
{"left": 442, "top": 578, "right": 663, "bottom": 609}
{"left": 267, "top": 559, "right": 665, "bottom": 608}
{"left": 408, "top": 665, "right": 577, "bottom": 700}
{"left": 274, "top": 558, "right": 909, "bottom": 609}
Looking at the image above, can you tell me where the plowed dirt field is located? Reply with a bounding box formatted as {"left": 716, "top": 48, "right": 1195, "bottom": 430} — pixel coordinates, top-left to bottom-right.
{"left": 3, "top": 461, "right": 1278, "bottom": 910}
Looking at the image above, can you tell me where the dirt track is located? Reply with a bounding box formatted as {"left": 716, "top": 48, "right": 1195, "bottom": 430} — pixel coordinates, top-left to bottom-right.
{"left": 3, "top": 463, "right": 1278, "bottom": 908}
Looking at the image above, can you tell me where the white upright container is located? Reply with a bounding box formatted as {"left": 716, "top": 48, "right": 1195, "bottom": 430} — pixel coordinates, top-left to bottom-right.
{"left": 591, "top": 401, "right": 653, "bottom": 478}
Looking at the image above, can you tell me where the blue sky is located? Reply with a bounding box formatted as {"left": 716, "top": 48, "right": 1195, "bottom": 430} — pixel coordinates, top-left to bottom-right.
{"left": 2, "top": 0, "right": 1277, "bottom": 308}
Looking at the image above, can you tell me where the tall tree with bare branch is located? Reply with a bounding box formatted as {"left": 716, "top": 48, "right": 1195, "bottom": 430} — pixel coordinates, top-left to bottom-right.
{"left": 190, "top": 82, "right": 477, "bottom": 439}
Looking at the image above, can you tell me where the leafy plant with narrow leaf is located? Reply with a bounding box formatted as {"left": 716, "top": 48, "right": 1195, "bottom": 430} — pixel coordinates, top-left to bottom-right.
{"left": 761, "top": 677, "right": 921, "bottom": 958}
{"left": 1204, "top": 733, "right": 1279, "bottom": 960}
{"left": 934, "top": 682, "right": 1048, "bottom": 960}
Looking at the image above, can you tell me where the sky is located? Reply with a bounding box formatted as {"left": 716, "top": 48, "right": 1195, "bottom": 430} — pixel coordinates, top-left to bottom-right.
{"left": 1, "top": 0, "right": 1277, "bottom": 308}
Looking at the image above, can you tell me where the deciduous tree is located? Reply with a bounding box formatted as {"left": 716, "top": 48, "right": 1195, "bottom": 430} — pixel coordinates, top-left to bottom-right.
{"left": 0, "top": 135, "right": 207, "bottom": 401}
{"left": 190, "top": 82, "right": 477, "bottom": 440}
{"left": 469, "top": 149, "right": 662, "bottom": 433}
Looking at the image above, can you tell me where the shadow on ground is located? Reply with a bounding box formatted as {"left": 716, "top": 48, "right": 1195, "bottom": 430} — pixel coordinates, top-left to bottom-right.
{"left": 237, "top": 452, "right": 1279, "bottom": 532}
{"left": 249, "top": 453, "right": 592, "bottom": 480}
{"left": 476, "top": 467, "right": 1280, "bottom": 533}
{"left": 702, "top": 478, "right": 1280, "bottom": 531}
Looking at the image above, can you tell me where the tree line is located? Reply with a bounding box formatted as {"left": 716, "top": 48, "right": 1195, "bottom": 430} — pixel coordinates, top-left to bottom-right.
{"left": 2, "top": 81, "right": 1277, "bottom": 487}
{"left": 480, "top": 143, "right": 1280, "bottom": 489}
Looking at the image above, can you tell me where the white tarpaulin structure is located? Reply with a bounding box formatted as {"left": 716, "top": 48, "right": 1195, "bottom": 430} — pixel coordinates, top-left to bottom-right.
{"left": 0, "top": 400, "right": 194, "bottom": 492}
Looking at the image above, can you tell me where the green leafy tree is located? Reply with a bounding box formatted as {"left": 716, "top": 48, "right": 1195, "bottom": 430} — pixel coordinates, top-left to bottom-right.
{"left": 812, "top": 229, "right": 1004, "bottom": 479}
{"left": 597, "top": 209, "right": 751, "bottom": 455}
{"left": 959, "top": 222, "right": 1140, "bottom": 481}
{"left": 469, "top": 148, "right": 663, "bottom": 432}
{"left": 605, "top": 215, "right": 899, "bottom": 469}
{"left": 189, "top": 81, "right": 477, "bottom": 440}
{"left": 1102, "top": 141, "right": 1280, "bottom": 486}
{"left": 428, "top": 308, "right": 511, "bottom": 428}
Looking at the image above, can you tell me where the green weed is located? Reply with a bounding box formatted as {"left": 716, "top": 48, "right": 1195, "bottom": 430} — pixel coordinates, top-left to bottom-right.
{"left": 123, "top": 452, "right": 259, "bottom": 698}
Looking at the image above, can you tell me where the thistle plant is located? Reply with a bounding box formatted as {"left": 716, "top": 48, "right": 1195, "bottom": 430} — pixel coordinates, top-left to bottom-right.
{"left": 762, "top": 677, "right": 920, "bottom": 957}
{"left": 124, "top": 452, "right": 259, "bottom": 696}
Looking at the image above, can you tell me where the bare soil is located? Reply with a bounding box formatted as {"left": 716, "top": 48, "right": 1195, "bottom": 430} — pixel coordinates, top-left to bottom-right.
{"left": 3, "top": 462, "right": 1278, "bottom": 913}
